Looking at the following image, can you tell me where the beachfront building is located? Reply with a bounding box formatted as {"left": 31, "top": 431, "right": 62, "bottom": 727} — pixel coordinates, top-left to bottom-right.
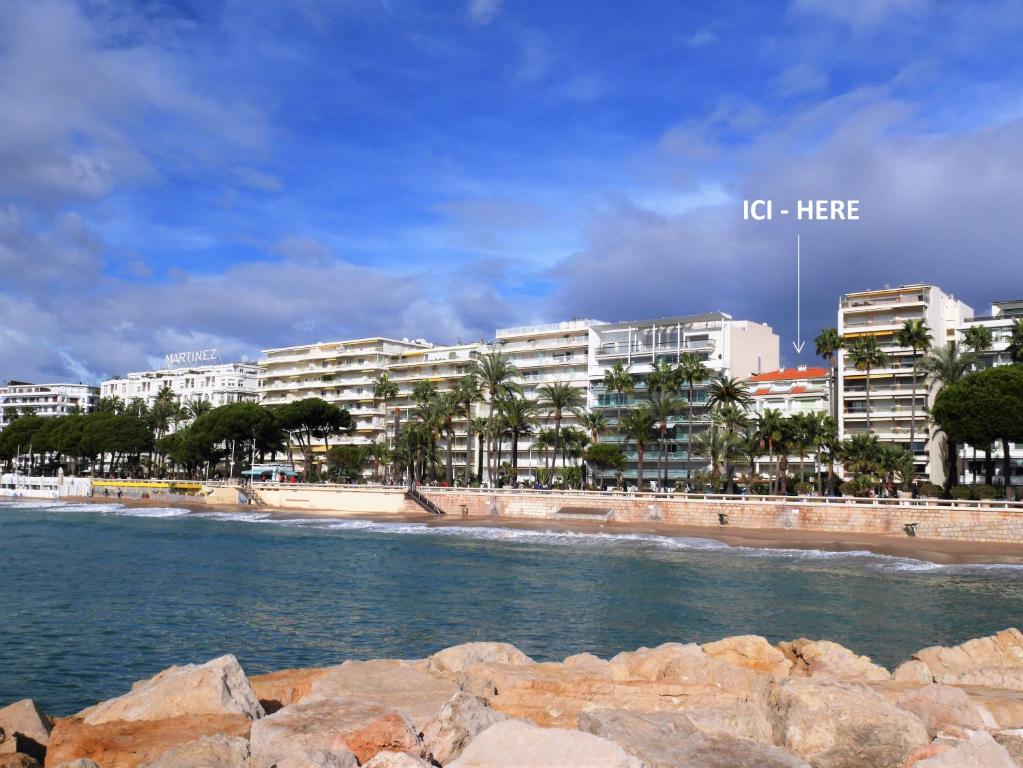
{"left": 0, "top": 382, "right": 100, "bottom": 429}
{"left": 100, "top": 361, "right": 260, "bottom": 411}
{"left": 492, "top": 319, "right": 603, "bottom": 483}
{"left": 958, "top": 300, "right": 1023, "bottom": 490}
{"left": 587, "top": 313, "right": 779, "bottom": 489}
{"left": 837, "top": 284, "right": 973, "bottom": 483}
{"left": 387, "top": 342, "right": 482, "bottom": 480}
{"left": 258, "top": 337, "right": 433, "bottom": 468}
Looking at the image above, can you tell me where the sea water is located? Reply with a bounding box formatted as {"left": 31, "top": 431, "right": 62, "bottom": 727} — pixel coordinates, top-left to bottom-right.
{"left": 2, "top": 500, "right": 1021, "bottom": 715}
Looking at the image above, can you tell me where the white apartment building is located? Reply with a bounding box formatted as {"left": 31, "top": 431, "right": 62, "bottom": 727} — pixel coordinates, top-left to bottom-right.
{"left": 747, "top": 366, "right": 830, "bottom": 417}
{"left": 837, "top": 284, "right": 973, "bottom": 483}
{"left": 258, "top": 338, "right": 432, "bottom": 464}
{"left": 0, "top": 382, "right": 100, "bottom": 428}
{"left": 958, "top": 299, "right": 1023, "bottom": 490}
{"left": 588, "top": 312, "right": 779, "bottom": 488}
{"left": 101, "top": 362, "right": 260, "bottom": 410}
{"left": 493, "top": 319, "right": 602, "bottom": 482}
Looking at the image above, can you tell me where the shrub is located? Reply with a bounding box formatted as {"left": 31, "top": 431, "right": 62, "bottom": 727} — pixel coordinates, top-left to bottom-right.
{"left": 975, "top": 484, "right": 1000, "bottom": 500}
{"left": 793, "top": 481, "right": 813, "bottom": 495}
{"left": 951, "top": 485, "right": 974, "bottom": 500}
{"left": 919, "top": 482, "right": 945, "bottom": 499}
{"left": 842, "top": 475, "right": 876, "bottom": 498}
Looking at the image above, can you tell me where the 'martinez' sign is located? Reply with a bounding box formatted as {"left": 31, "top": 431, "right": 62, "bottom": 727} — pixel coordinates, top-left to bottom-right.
{"left": 165, "top": 348, "right": 220, "bottom": 368}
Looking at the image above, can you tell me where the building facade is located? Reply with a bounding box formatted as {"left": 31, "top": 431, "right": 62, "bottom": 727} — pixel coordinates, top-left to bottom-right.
{"left": 747, "top": 366, "right": 830, "bottom": 481}
{"left": 101, "top": 362, "right": 260, "bottom": 411}
{"left": 837, "top": 284, "right": 973, "bottom": 483}
{"left": 0, "top": 382, "right": 100, "bottom": 429}
{"left": 958, "top": 300, "right": 1023, "bottom": 490}
{"left": 587, "top": 313, "right": 780, "bottom": 489}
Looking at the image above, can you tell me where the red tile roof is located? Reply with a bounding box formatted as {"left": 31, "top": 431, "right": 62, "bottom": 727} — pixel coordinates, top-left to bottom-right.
{"left": 749, "top": 367, "right": 829, "bottom": 383}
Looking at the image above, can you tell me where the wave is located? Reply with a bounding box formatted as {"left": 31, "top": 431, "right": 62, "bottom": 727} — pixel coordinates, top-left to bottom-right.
{"left": 5, "top": 500, "right": 1022, "bottom": 574}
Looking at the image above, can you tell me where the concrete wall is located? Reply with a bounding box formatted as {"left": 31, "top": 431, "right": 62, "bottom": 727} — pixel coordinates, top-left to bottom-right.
{"left": 420, "top": 489, "right": 1023, "bottom": 544}
{"left": 250, "top": 485, "right": 414, "bottom": 514}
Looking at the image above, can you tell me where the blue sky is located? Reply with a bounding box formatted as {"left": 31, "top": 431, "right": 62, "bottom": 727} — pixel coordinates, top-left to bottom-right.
{"left": 3, "top": 0, "right": 1023, "bottom": 381}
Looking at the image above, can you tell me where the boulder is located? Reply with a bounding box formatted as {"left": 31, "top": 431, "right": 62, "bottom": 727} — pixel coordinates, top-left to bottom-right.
{"left": 138, "top": 734, "right": 249, "bottom": 767}
{"left": 249, "top": 697, "right": 426, "bottom": 767}
{"left": 577, "top": 708, "right": 810, "bottom": 768}
{"left": 780, "top": 638, "right": 891, "bottom": 682}
{"left": 913, "top": 629, "right": 1023, "bottom": 687}
{"left": 51, "top": 761, "right": 101, "bottom": 768}
{"left": 306, "top": 660, "right": 459, "bottom": 730}
{"left": 894, "top": 660, "right": 934, "bottom": 685}
{"left": 426, "top": 642, "right": 533, "bottom": 677}
{"left": 910, "top": 731, "right": 1017, "bottom": 767}
{"left": 771, "top": 679, "right": 929, "bottom": 768}
{"left": 45, "top": 714, "right": 251, "bottom": 768}
{"left": 249, "top": 667, "right": 332, "bottom": 713}
{"left": 447, "top": 719, "right": 643, "bottom": 768}
{"left": 362, "top": 752, "right": 433, "bottom": 768}
{"left": 460, "top": 647, "right": 775, "bottom": 741}
{"left": 994, "top": 729, "right": 1023, "bottom": 764}
{"left": 0, "top": 755, "right": 39, "bottom": 768}
{"left": 896, "top": 684, "right": 998, "bottom": 737}
{"left": 562, "top": 653, "right": 615, "bottom": 677}
{"left": 419, "top": 692, "right": 507, "bottom": 765}
{"left": 0, "top": 700, "right": 51, "bottom": 749}
{"left": 702, "top": 635, "right": 793, "bottom": 679}
{"left": 78, "top": 656, "right": 264, "bottom": 725}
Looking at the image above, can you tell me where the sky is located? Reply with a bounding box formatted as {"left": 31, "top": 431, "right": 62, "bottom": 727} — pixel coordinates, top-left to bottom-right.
{"left": 3, "top": 0, "right": 1023, "bottom": 382}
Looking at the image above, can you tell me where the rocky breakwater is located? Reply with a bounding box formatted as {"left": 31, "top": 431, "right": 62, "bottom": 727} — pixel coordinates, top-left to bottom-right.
{"left": 7, "top": 631, "right": 1023, "bottom": 767}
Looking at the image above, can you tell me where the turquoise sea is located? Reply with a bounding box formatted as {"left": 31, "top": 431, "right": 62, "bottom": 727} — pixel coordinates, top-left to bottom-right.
{"left": 2, "top": 499, "right": 1022, "bottom": 715}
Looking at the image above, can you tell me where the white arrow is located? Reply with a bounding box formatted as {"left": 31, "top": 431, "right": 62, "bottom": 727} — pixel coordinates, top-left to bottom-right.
{"left": 792, "top": 234, "right": 805, "bottom": 355}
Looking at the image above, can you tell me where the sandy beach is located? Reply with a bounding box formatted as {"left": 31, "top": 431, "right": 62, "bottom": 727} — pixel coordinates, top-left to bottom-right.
{"left": 59, "top": 494, "right": 1023, "bottom": 566}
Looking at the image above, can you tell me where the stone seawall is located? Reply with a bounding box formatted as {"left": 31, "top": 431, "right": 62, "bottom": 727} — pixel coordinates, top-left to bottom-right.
{"left": 420, "top": 489, "right": 1023, "bottom": 544}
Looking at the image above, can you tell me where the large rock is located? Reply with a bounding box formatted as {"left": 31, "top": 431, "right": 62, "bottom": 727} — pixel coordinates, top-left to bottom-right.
{"left": 894, "top": 660, "right": 934, "bottom": 685}
{"left": 426, "top": 642, "right": 533, "bottom": 677}
{"left": 249, "top": 667, "right": 332, "bottom": 713}
{"left": 577, "top": 708, "right": 810, "bottom": 768}
{"left": 702, "top": 635, "right": 793, "bottom": 680}
{"left": 51, "top": 762, "right": 100, "bottom": 768}
{"left": 994, "top": 729, "right": 1023, "bottom": 763}
{"left": 306, "top": 660, "right": 459, "bottom": 730}
{"left": 419, "top": 693, "right": 507, "bottom": 765}
{"left": 896, "top": 684, "right": 998, "bottom": 737}
{"left": 0, "top": 701, "right": 51, "bottom": 749}
{"left": 78, "top": 656, "right": 264, "bottom": 725}
{"left": 913, "top": 629, "right": 1023, "bottom": 688}
{"left": 138, "top": 734, "right": 249, "bottom": 767}
{"left": 780, "top": 639, "right": 891, "bottom": 682}
{"left": 447, "top": 719, "right": 643, "bottom": 768}
{"left": 362, "top": 752, "right": 432, "bottom": 768}
{"left": 46, "top": 714, "right": 251, "bottom": 768}
{"left": 0, "top": 755, "right": 39, "bottom": 768}
{"left": 249, "top": 697, "right": 426, "bottom": 767}
{"left": 461, "top": 644, "right": 776, "bottom": 741}
{"left": 910, "top": 731, "right": 1017, "bottom": 767}
{"left": 771, "top": 679, "right": 929, "bottom": 768}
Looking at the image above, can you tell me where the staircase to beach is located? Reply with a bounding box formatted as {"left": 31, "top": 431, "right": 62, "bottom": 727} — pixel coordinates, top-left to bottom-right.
{"left": 405, "top": 486, "right": 446, "bottom": 515}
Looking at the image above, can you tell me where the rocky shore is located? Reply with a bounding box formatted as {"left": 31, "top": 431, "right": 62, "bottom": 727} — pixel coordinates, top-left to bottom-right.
{"left": 6, "top": 631, "right": 1023, "bottom": 767}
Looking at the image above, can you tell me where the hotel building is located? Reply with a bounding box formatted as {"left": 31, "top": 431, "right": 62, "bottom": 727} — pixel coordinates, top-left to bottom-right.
{"left": 101, "top": 361, "right": 260, "bottom": 410}
{"left": 0, "top": 382, "right": 100, "bottom": 429}
{"left": 588, "top": 313, "right": 779, "bottom": 488}
{"left": 837, "top": 284, "right": 973, "bottom": 483}
{"left": 958, "top": 300, "right": 1023, "bottom": 490}
{"left": 258, "top": 338, "right": 433, "bottom": 466}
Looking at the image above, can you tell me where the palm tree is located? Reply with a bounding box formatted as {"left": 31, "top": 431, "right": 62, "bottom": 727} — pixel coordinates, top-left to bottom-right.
{"left": 919, "top": 341, "right": 978, "bottom": 490}
{"left": 757, "top": 408, "right": 784, "bottom": 493}
{"left": 815, "top": 327, "right": 844, "bottom": 421}
{"left": 895, "top": 318, "right": 933, "bottom": 483}
{"left": 846, "top": 336, "right": 888, "bottom": 433}
{"left": 372, "top": 373, "right": 399, "bottom": 459}
{"left": 182, "top": 397, "right": 214, "bottom": 422}
{"left": 602, "top": 362, "right": 634, "bottom": 445}
{"left": 677, "top": 353, "right": 710, "bottom": 477}
{"left": 537, "top": 381, "right": 583, "bottom": 468}
{"left": 438, "top": 391, "right": 463, "bottom": 486}
{"left": 469, "top": 416, "right": 488, "bottom": 482}
{"left": 621, "top": 405, "right": 656, "bottom": 492}
{"left": 788, "top": 412, "right": 816, "bottom": 488}
{"left": 1008, "top": 318, "right": 1023, "bottom": 364}
{"left": 811, "top": 413, "right": 839, "bottom": 495}
{"left": 648, "top": 390, "right": 682, "bottom": 490}
{"left": 455, "top": 373, "right": 483, "bottom": 485}
{"left": 963, "top": 325, "right": 992, "bottom": 362}
{"left": 474, "top": 352, "right": 520, "bottom": 482}
{"left": 575, "top": 408, "right": 608, "bottom": 487}
{"left": 737, "top": 427, "right": 762, "bottom": 492}
{"left": 499, "top": 395, "right": 536, "bottom": 476}
{"left": 646, "top": 360, "right": 678, "bottom": 396}
{"left": 714, "top": 404, "right": 749, "bottom": 493}
{"left": 692, "top": 424, "right": 730, "bottom": 491}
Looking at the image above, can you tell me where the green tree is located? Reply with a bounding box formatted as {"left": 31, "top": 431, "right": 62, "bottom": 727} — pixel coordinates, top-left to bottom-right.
{"left": 373, "top": 373, "right": 400, "bottom": 481}
{"left": 847, "top": 336, "right": 888, "bottom": 433}
{"left": 815, "top": 327, "right": 844, "bottom": 421}
{"left": 470, "top": 416, "right": 488, "bottom": 483}
{"left": 327, "top": 445, "right": 371, "bottom": 482}
{"left": 499, "top": 395, "right": 535, "bottom": 476}
{"left": 757, "top": 408, "right": 784, "bottom": 493}
{"left": 1009, "top": 318, "right": 1023, "bottom": 364}
{"left": 474, "top": 352, "right": 520, "bottom": 482}
{"left": 455, "top": 373, "right": 483, "bottom": 485}
{"left": 602, "top": 362, "right": 634, "bottom": 445}
{"left": 932, "top": 366, "right": 1023, "bottom": 500}
{"left": 647, "top": 390, "right": 682, "bottom": 490}
{"left": 895, "top": 318, "right": 933, "bottom": 483}
{"left": 713, "top": 404, "right": 749, "bottom": 493}
{"left": 621, "top": 405, "right": 656, "bottom": 491}
{"left": 676, "top": 353, "right": 709, "bottom": 479}
{"left": 963, "top": 325, "right": 993, "bottom": 358}
{"left": 274, "top": 398, "right": 354, "bottom": 477}
{"left": 584, "top": 443, "right": 625, "bottom": 485}
{"left": 919, "top": 341, "right": 978, "bottom": 490}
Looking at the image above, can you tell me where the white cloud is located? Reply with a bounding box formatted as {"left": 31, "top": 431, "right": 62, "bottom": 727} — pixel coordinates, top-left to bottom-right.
{"left": 466, "top": 0, "right": 503, "bottom": 26}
